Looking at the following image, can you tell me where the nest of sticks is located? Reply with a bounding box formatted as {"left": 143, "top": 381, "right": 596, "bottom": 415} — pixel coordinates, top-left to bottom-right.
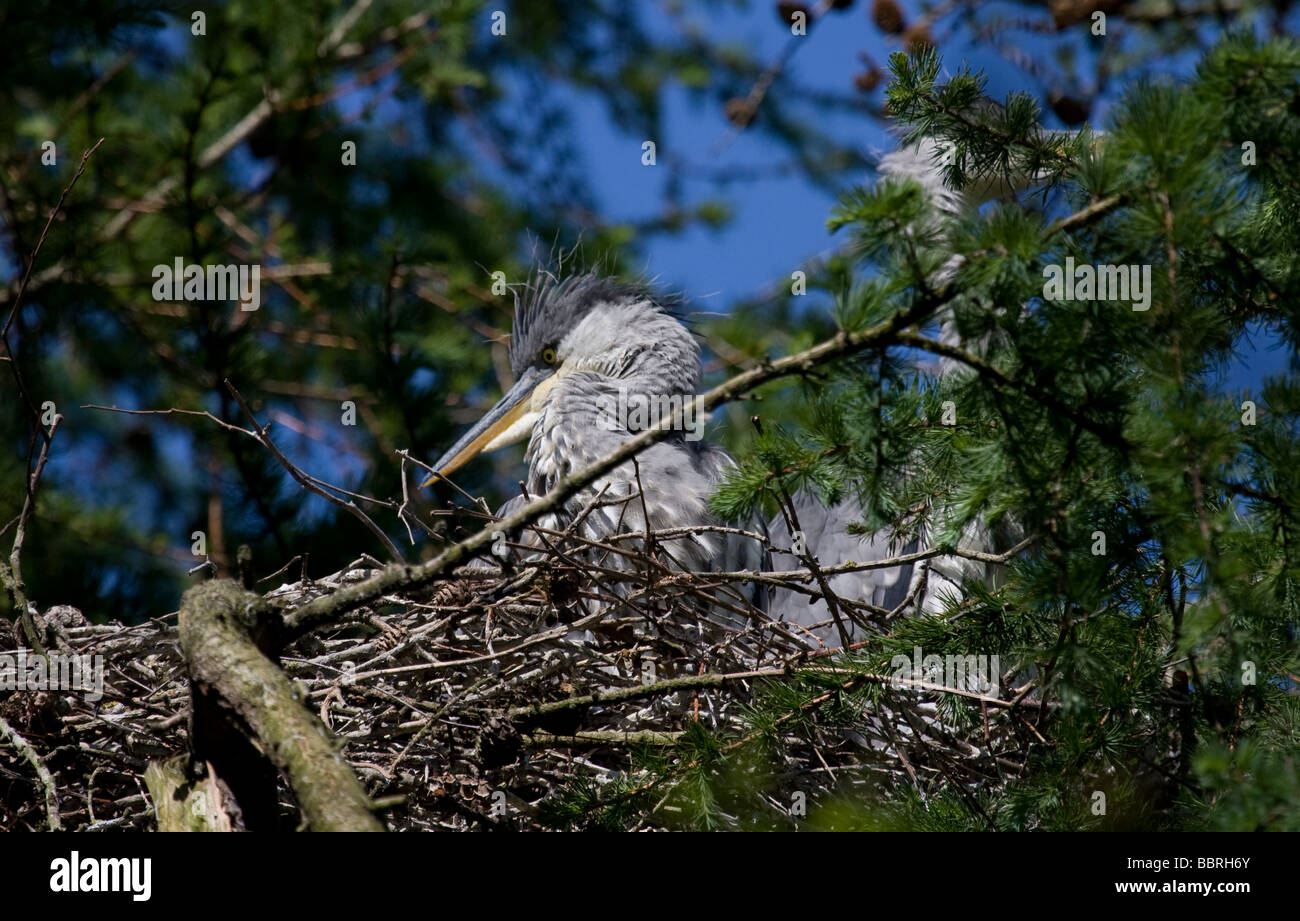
{"left": 0, "top": 524, "right": 1035, "bottom": 832}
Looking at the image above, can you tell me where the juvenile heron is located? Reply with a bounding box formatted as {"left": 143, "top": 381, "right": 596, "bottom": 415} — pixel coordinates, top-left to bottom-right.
{"left": 421, "top": 273, "right": 767, "bottom": 610}
{"left": 421, "top": 267, "right": 966, "bottom": 643}
{"left": 422, "top": 125, "right": 1036, "bottom": 641}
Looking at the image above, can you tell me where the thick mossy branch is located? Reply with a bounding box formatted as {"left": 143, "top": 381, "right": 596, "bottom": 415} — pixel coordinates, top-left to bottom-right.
{"left": 144, "top": 757, "right": 234, "bottom": 832}
{"left": 178, "top": 580, "right": 383, "bottom": 832}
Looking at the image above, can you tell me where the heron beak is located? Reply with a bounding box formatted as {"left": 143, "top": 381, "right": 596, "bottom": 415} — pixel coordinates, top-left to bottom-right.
{"left": 421, "top": 366, "right": 556, "bottom": 487}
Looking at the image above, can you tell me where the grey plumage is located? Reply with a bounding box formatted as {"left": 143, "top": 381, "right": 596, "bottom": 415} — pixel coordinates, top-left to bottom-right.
{"left": 431, "top": 270, "right": 767, "bottom": 622}
{"left": 767, "top": 130, "right": 1049, "bottom": 644}
{"left": 430, "top": 264, "right": 989, "bottom": 643}
{"left": 428, "top": 125, "right": 1037, "bottom": 644}
{"left": 511, "top": 274, "right": 741, "bottom": 574}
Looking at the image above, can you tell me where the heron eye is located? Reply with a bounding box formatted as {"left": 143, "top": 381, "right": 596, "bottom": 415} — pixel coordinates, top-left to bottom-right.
{"left": 541, "top": 347, "right": 557, "bottom": 365}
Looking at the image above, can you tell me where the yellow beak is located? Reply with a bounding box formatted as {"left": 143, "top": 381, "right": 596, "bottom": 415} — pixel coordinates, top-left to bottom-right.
{"left": 421, "top": 366, "right": 557, "bottom": 487}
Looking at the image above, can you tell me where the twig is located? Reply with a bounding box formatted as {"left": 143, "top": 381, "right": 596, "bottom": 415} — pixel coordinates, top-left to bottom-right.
{"left": 525, "top": 730, "right": 683, "bottom": 747}
{"left": 0, "top": 716, "right": 62, "bottom": 830}
{"left": 223, "top": 378, "right": 404, "bottom": 562}
{"left": 505, "top": 668, "right": 787, "bottom": 721}
{"left": 774, "top": 478, "right": 856, "bottom": 645}
{"left": 2, "top": 138, "right": 106, "bottom": 341}
{"left": 2, "top": 414, "right": 64, "bottom": 653}
{"left": 81, "top": 403, "right": 257, "bottom": 436}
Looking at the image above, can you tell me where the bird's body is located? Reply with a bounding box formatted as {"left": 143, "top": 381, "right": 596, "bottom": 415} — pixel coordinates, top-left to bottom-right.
{"left": 507, "top": 278, "right": 731, "bottom": 570}
{"left": 425, "top": 125, "right": 1039, "bottom": 644}
{"left": 425, "top": 273, "right": 766, "bottom": 620}
{"left": 423, "top": 268, "right": 986, "bottom": 644}
{"left": 765, "top": 133, "right": 1036, "bottom": 642}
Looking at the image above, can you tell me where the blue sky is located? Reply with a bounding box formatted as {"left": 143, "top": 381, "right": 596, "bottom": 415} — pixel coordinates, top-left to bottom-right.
{"left": 31, "top": 1, "right": 1295, "bottom": 553}
{"left": 512, "top": 1, "right": 1291, "bottom": 395}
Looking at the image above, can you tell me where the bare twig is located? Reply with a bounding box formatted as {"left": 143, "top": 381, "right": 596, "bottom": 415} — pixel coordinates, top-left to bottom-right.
{"left": 2, "top": 412, "right": 64, "bottom": 653}
{"left": 223, "top": 378, "right": 404, "bottom": 562}
{"left": 0, "top": 716, "right": 62, "bottom": 830}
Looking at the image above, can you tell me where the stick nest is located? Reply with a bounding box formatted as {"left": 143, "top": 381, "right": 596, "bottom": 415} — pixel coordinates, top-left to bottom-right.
{"left": 1, "top": 545, "right": 1033, "bottom": 831}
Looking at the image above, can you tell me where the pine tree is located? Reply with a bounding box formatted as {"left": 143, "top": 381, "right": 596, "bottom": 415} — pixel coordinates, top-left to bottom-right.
{"left": 4, "top": 4, "right": 1298, "bottom": 835}
{"left": 576, "top": 34, "right": 1300, "bottom": 831}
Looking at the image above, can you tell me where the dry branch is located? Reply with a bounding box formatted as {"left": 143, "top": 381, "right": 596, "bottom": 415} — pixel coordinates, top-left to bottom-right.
{"left": 178, "top": 580, "right": 383, "bottom": 831}
{"left": 0, "top": 715, "right": 61, "bottom": 830}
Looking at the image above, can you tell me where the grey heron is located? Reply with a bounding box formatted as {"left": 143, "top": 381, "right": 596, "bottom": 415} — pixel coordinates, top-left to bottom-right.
{"left": 421, "top": 131, "right": 1035, "bottom": 643}
{"left": 421, "top": 272, "right": 771, "bottom": 620}
{"left": 419, "top": 269, "right": 929, "bottom": 642}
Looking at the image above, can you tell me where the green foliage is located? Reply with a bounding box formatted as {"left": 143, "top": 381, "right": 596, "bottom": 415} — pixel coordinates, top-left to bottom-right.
{"left": 6, "top": 3, "right": 1299, "bottom": 833}
{"left": 682, "top": 33, "right": 1300, "bottom": 831}
{"left": 1, "top": 1, "right": 849, "bottom": 622}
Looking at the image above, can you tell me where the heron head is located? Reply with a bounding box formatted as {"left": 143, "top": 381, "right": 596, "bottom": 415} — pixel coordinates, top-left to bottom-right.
{"left": 422, "top": 272, "right": 698, "bottom": 486}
